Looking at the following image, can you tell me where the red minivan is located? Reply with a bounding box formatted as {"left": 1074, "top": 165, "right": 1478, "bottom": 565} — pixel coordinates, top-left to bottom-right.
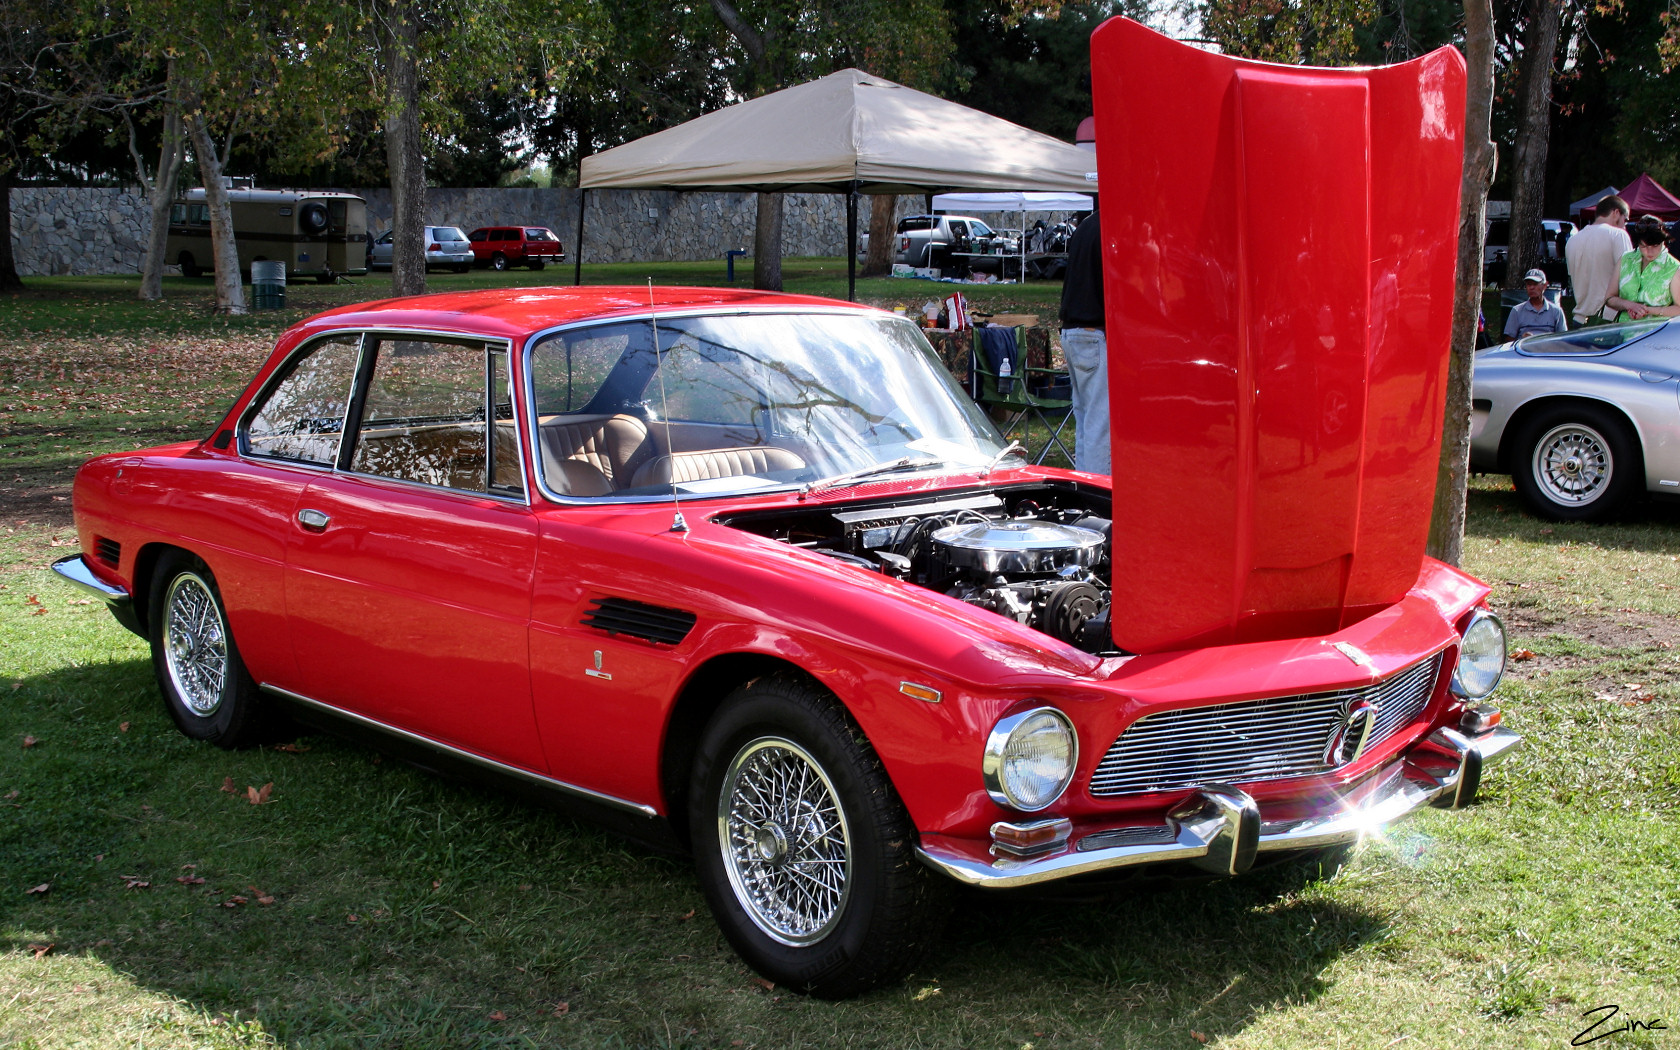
{"left": 467, "top": 226, "right": 565, "bottom": 270}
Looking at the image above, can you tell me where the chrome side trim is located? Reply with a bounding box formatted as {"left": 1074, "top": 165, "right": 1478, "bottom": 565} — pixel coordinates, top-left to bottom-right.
{"left": 52, "top": 555, "right": 131, "bottom": 606}
{"left": 260, "top": 684, "right": 659, "bottom": 818}
{"left": 917, "top": 722, "right": 1523, "bottom": 889}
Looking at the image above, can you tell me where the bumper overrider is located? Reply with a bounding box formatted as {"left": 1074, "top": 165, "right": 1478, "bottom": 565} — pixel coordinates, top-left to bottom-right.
{"left": 918, "top": 722, "right": 1522, "bottom": 889}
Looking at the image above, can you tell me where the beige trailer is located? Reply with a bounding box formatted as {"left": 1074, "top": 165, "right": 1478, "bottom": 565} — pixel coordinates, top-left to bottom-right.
{"left": 167, "top": 187, "right": 370, "bottom": 283}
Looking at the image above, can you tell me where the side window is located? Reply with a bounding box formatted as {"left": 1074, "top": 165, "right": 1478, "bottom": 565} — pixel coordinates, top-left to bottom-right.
{"left": 349, "top": 339, "right": 494, "bottom": 493}
{"left": 243, "top": 335, "right": 362, "bottom": 465}
{"left": 949, "top": 221, "right": 969, "bottom": 239}
{"left": 188, "top": 204, "right": 210, "bottom": 225}
{"left": 469, "top": 230, "right": 486, "bottom": 242}
{"left": 169, "top": 203, "right": 186, "bottom": 225}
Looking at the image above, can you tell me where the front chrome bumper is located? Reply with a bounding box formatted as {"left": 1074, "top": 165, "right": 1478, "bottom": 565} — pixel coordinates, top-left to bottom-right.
{"left": 917, "top": 724, "right": 1522, "bottom": 889}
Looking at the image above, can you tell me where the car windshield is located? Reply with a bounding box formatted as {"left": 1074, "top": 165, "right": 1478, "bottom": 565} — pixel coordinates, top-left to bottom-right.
{"left": 1515, "top": 318, "right": 1669, "bottom": 355}
{"left": 526, "top": 311, "right": 1010, "bottom": 500}
{"left": 970, "top": 221, "right": 994, "bottom": 237}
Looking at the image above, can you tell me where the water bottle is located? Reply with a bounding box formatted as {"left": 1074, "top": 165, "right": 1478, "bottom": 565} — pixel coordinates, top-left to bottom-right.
{"left": 998, "top": 357, "right": 1015, "bottom": 396}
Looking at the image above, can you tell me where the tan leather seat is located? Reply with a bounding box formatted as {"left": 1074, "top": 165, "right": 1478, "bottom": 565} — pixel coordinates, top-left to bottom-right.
{"left": 630, "top": 447, "right": 806, "bottom": 488}
{"left": 537, "top": 414, "right": 653, "bottom": 495}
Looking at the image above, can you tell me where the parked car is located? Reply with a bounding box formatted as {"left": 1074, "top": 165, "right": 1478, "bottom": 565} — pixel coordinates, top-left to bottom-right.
{"left": 894, "top": 214, "right": 1018, "bottom": 273}
{"left": 1471, "top": 316, "right": 1680, "bottom": 520}
{"left": 56, "top": 284, "right": 1517, "bottom": 997}
{"left": 368, "top": 226, "right": 474, "bottom": 272}
{"left": 1483, "top": 218, "right": 1575, "bottom": 287}
{"left": 468, "top": 226, "right": 565, "bottom": 270}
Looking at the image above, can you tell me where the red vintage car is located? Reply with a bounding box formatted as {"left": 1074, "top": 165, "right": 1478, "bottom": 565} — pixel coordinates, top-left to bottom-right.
{"left": 53, "top": 22, "right": 1517, "bottom": 998}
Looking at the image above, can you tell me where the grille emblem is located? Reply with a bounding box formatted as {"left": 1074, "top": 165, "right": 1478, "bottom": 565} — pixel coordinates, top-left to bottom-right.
{"left": 1323, "top": 699, "right": 1376, "bottom": 766}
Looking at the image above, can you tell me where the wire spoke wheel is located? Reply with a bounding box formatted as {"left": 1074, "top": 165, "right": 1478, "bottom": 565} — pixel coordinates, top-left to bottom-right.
{"left": 1532, "top": 423, "right": 1612, "bottom": 505}
{"left": 162, "top": 572, "right": 228, "bottom": 715}
{"left": 718, "top": 736, "right": 852, "bottom": 946}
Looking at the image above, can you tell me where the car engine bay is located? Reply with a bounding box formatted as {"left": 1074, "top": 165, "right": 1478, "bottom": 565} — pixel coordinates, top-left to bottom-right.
{"left": 719, "top": 484, "right": 1119, "bottom": 654}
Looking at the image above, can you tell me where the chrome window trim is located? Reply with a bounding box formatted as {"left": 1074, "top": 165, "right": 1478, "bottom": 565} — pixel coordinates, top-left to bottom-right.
{"left": 240, "top": 327, "right": 531, "bottom": 506}
{"left": 519, "top": 305, "right": 909, "bottom": 507}
{"left": 260, "top": 683, "right": 659, "bottom": 818}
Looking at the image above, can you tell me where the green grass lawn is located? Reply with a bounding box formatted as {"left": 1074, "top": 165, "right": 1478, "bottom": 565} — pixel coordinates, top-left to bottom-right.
{"left": 1, "top": 278, "right": 1677, "bottom": 1048}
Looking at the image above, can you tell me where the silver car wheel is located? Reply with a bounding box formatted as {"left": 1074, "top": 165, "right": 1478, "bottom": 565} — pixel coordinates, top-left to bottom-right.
{"left": 717, "top": 736, "right": 852, "bottom": 947}
{"left": 1532, "top": 422, "right": 1613, "bottom": 506}
{"left": 162, "top": 572, "right": 228, "bottom": 715}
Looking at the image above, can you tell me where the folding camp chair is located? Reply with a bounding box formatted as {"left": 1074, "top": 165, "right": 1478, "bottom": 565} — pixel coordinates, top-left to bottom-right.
{"left": 969, "top": 326, "right": 1074, "bottom": 467}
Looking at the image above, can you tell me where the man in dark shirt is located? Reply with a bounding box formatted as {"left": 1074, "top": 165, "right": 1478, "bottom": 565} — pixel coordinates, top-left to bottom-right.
{"left": 1058, "top": 204, "right": 1109, "bottom": 474}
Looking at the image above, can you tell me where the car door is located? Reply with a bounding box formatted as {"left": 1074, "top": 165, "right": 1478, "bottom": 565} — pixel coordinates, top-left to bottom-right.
{"left": 283, "top": 334, "right": 546, "bottom": 770}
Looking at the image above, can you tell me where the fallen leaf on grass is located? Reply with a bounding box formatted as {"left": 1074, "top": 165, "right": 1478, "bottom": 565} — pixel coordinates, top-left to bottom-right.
{"left": 26, "top": 883, "right": 49, "bottom": 895}
{"left": 1191, "top": 1032, "right": 1209, "bottom": 1044}
{"left": 119, "top": 875, "right": 150, "bottom": 889}
{"left": 220, "top": 777, "right": 236, "bottom": 793}
{"left": 6, "top": 790, "right": 19, "bottom": 799}
{"left": 1621, "top": 694, "right": 1656, "bottom": 707}
{"left": 249, "top": 885, "right": 274, "bottom": 905}
{"left": 678, "top": 908, "right": 695, "bottom": 921}
{"left": 21, "top": 735, "right": 37, "bottom": 748}
{"left": 246, "top": 782, "right": 273, "bottom": 805}
{"left": 1594, "top": 692, "right": 1620, "bottom": 702}
{"left": 273, "top": 742, "right": 310, "bottom": 753}
{"left": 221, "top": 896, "right": 248, "bottom": 908}
{"left": 176, "top": 875, "right": 206, "bottom": 886}
{"left": 488, "top": 1011, "right": 507, "bottom": 1022}
{"left": 119, "top": 722, "right": 129, "bottom": 732}
{"left": 1510, "top": 648, "right": 1537, "bottom": 661}
{"left": 552, "top": 1002, "right": 570, "bottom": 1017}
{"left": 751, "top": 977, "right": 775, "bottom": 991}
{"left": 28, "top": 943, "right": 52, "bottom": 958}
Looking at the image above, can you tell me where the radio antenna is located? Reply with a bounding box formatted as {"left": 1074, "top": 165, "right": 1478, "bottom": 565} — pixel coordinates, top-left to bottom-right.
{"left": 648, "top": 279, "right": 687, "bottom": 533}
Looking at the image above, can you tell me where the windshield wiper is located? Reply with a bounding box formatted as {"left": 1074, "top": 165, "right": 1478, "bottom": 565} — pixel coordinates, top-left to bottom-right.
{"left": 803, "top": 457, "right": 948, "bottom": 495}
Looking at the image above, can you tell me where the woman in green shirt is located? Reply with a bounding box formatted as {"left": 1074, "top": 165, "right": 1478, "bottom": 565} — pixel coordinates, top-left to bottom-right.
{"left": 1607, "top": 218, "right": 1680, "bottom": 322}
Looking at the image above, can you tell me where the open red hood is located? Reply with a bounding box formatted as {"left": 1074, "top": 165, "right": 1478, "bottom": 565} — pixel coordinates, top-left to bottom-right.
{"left": 1090, "top": 19, "right": 1465, "bottom": 654}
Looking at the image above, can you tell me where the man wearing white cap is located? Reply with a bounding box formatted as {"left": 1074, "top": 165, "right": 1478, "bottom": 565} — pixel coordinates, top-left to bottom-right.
{"left": 1503, "top": 269, "right": 1568, "bottom": 339}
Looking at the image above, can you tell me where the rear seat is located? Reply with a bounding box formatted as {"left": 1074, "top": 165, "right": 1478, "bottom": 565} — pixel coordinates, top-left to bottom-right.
{"left": 538, "top": 413, "right": 805, "bottom": 495}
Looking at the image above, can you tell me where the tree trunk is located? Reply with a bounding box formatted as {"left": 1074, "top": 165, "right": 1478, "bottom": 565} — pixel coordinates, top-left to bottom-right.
{"left": 1427, "top": 0, "right": 1497, "bottom": 566}
{"left": 1505, "top": 0, "right": 1563, "bottom": 288}
{"left": 861, "top": 193, "right": 896, "bottom": 277}
{"left": 139, "top": 106, "right": 186, "bottom": 301}
{"left": 0, "top": 171, "right": 21, "bottom": 292}
{"left": 385, "top": 3, "right": 427, "bottom": 297}
{"left": 186, "top": 112, "right": 246, "bottom": 315}
{"left": 752, "top": 191, "right": 782, "bottom": 291}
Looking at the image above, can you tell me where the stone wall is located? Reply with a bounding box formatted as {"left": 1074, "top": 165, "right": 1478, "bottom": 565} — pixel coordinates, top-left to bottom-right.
{"left": 7, "top": 185, "right": 934, "bottom": 275}
{"left": 9, "top": 187, "right": 152, "bottom": 277}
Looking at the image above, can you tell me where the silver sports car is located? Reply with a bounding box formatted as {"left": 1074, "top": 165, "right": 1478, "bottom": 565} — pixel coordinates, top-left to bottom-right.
{"left": 1471, "top": 317, "right": 1680, "bottom": 521}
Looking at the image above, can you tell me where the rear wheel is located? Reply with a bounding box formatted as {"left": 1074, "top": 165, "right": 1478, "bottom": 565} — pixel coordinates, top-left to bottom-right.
{"left": 1511, "top": 403, "right": 1641, "bottom": 521}
{"left": 147, "top": 551, "right": 276, "bottom": 748}
{"left": 178, "top": 252, "right": 201, "bottom": 279}
{"left": 689, "top": 673, "right": 948, "bottom": 998}
{"left": 528, "top": 259, "right": 545, "bottom": 271}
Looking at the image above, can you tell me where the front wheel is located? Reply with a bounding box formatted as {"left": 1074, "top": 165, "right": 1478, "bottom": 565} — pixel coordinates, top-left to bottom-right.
{"left": 689, "top": 674, "right": 948, "bottom": 998}
{"left": 1511, "top": 404, "right": 1641, "bottom": 521}
{"left": 147, "top": 551, "right": 276, "bottom": 748}
{"left": 490, "top": 252, "right": 509, "bottom": 271}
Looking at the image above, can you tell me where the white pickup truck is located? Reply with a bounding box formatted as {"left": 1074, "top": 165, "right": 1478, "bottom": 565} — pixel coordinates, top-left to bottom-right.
{"left": 887, "top": 214, "right": 1018, "bottom": 269}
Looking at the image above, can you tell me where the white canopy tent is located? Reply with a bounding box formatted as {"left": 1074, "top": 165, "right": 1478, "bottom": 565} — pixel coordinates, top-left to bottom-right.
{"left": 575, "top": 69, "right": 1097, "bottom": 297}
{"left": 931, "top": 191, "right": 1094, "bottom": 277}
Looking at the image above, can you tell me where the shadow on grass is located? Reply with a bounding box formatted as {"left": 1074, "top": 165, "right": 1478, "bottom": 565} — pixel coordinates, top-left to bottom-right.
{"left": 3, "top": 655, "right": 1383, "bottom": 1048}
{"left": 1463, "top": 478, "right": 1680, "bottom": 554}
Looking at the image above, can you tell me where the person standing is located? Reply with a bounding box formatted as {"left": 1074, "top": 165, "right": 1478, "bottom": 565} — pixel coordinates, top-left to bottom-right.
{"left": 1606, "top": 218, "right": 1680, "bottom": 322}
{"left": 1058, "top": 203, "right": 1109, "bottom": 475}
{"left": 1564, "top": 195, "right": 1632, "bottom": 325}
{"left": 1503, "top": 269, "right": 1568, "bottom": 338}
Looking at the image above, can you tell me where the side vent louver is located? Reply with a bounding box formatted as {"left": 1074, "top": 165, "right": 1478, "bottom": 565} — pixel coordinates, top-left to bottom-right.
{"left": 582, "top": 597, "right": 697, "bottom": 646}
{"left": 94, "top": 536, "right": 122, "bottom": 567}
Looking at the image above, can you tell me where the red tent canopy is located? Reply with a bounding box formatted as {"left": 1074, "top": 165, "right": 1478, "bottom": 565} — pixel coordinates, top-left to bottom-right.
{"left": 1620, "top": 172, "right": 1680, "bottom": 221}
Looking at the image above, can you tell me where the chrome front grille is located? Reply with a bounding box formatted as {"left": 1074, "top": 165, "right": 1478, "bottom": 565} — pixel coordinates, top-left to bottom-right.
{"left": 1089, "top": 655, "right": 1443, "bottom": 797}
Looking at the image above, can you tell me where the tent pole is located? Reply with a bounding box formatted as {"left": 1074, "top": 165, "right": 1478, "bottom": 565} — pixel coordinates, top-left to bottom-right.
{"left": 573, "top": 189, "right": 586, "bottom": 287}
{"left": 846, "top": 181, "right": 858, "bottom": 302}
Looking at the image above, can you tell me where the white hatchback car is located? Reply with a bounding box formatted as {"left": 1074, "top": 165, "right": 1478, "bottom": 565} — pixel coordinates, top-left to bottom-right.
{"left": 368, "top": 225, "right": 474, "bottom": 272}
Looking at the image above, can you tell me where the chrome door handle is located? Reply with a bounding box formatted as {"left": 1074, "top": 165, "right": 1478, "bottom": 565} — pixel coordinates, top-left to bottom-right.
{"left": 297, "top": 508, "right": 331, "bottom": 530}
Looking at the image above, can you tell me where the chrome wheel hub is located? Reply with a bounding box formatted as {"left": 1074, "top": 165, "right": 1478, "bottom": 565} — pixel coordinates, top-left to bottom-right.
{"left": 162, "top": 573, "right": 227, "bottom": 716}
{"left": 717, "top": 737, "right": 852, "bottom": 946}
{"left": 1534, "top": 424, "right": 1611, "bottom": 505}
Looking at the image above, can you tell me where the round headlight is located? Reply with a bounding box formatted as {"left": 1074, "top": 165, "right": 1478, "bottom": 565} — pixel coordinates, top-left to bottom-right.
{"left": 983, "top": 707, "right": 1078, "bottom": 812}
{"left": 1451, "top": 609, "right": 1507, "bottom": 700}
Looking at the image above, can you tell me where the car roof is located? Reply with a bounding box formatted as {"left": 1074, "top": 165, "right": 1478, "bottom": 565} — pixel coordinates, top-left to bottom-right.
{"left": 289, "top": 286, "right": 878, "bottom": 343}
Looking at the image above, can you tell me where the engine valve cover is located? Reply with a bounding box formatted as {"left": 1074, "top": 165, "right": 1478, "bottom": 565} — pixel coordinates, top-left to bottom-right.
{"left": 931, "top": 520, "right": 1105, "bottom": 575}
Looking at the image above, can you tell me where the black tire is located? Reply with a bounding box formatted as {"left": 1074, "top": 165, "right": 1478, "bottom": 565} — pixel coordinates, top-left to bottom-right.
{"left": 527, "top": 260, "right": 545, "bottom": 271}
{"left": 178, "top": 252, "right": 201, "bottom": 279}
{"left": 490, "top": 253, "right": 509, "bottom": 271}
{"left": 315, "top": 270, "right": 336, "bottom": 285}
{"left": 147, "top": 551, "right": 275, "bottom": 749}
{"left": 1510, "top": 403, "right": 1641, "bottom": 522}
{"left": 689, "top": 673, "right": 949, "bottom": 998}
{"left": 453, "top": 264, "right": 469, "bottom": 274}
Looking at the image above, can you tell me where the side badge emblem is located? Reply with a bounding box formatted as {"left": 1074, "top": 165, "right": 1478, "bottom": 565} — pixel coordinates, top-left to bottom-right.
{"left": 585, "top": 650, "right": 613, "bottom": 681}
